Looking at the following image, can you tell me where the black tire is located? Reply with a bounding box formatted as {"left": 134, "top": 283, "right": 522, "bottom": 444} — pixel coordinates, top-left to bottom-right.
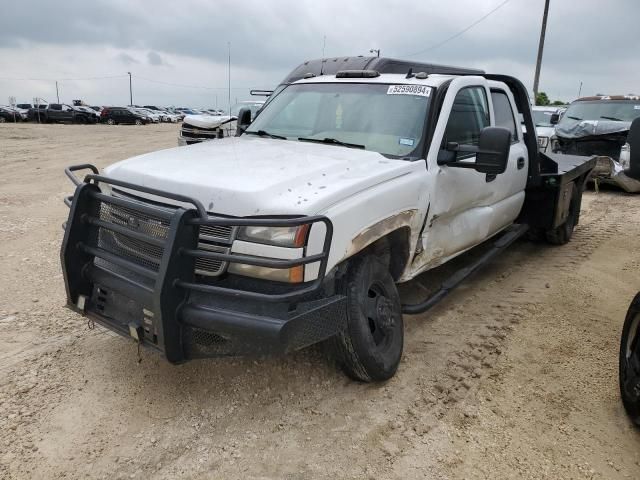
{"left": 135, "top": 119, "right": 142, "bottom": 126}
{"left": 0, "top": 117, "right": 6, "bottom": 123}
{"left": 620, "top": 292, "right": 640, "bottom": 426}
{"left": 545, "top": 183, "right": 580, "bottom": 245}
{"left": 330, "top": 254, "right": 404, "bottom": 382}
{"left": 106, "top": 118, "right": 115, "bottom": 125}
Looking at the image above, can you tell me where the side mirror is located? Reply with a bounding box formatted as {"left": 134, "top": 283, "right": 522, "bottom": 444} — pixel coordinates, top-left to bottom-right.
{"left": 441, "top": 127, "right": 511, "bottom": 175}
{"left": 550, "top": 113, "right": 560, "bottom": 125}
{"left": 475, "top": 127, "right": 511, "bottom": 175}
{"left": 625, "top": 117, "right": 640, "bottom": 180}
{"left": 235, "top": 107, "right": 252, "bottom": 136}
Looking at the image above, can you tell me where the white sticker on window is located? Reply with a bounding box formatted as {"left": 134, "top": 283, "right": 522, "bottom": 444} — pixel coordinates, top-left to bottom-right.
{"left": 399, "top": 138, "right": 415, "bottom": 146}
{"left": 634, "top": 105, "right": 640, "bottom": 110}
{"left": 387, "top": 85, "right": 431, "bottom": 97}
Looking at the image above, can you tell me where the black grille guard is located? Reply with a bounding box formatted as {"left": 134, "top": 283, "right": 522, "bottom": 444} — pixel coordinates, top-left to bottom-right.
{"left": 61, "top": 164, "right": 338, "bottom": 362}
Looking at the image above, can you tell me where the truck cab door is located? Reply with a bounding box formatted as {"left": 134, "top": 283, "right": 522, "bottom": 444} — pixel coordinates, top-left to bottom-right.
{"left": 417, "top": 77, "right": 525, "bottom": 269}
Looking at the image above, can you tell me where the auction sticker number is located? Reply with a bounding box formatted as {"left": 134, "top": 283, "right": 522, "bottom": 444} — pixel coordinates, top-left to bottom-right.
{"left": 387, "top": 85, "right": 431, "bottom": 97}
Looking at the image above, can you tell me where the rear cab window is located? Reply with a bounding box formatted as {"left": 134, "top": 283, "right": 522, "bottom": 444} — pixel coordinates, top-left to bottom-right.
{"left": 490, "top": 90, "right": 518, "bottom": 143}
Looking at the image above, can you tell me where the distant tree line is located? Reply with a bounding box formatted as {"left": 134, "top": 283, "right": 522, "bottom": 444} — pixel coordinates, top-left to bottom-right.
{"left": 535, "top": 92, "right": 566, "bottom": 106}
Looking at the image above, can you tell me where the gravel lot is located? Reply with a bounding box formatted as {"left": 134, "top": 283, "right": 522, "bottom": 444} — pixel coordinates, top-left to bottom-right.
{"left": 1, "top": 123, "right": 640, "bottom": 479}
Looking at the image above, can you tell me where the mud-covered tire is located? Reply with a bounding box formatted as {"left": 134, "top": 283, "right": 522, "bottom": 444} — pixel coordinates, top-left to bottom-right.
{"left": 620, "top": 292, "right": 640, "bottom": 426}
{"left": 545, "top": 183, "right": 580, "bottom": 245}
{"left": 330, "top": 255, "right": 403, "bottom": 382}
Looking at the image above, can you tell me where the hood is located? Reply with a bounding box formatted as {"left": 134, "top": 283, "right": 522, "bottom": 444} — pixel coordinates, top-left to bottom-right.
{"left": 104, "top": 136, "right": 415, "bottom": 216}
{"left": 183, "top": 114, "right": 236, "bottom": 129}
{"left": 556, "top": 119, "right": 630, "bottom": 139}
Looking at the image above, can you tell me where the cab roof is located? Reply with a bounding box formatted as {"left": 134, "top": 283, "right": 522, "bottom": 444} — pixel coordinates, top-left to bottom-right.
{"left": 282, "top": 56, "right": 484, "bottom": 85}
{"left": 291, "top": 72, "right": 459, "bottom": 89}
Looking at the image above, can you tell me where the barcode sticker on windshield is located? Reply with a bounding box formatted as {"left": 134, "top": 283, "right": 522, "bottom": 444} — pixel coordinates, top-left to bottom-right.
{"left": 387, "top": 85, "right": 431, "bottom": 97}
{"left": 634, "top": 105, "right": 640, "bottom": 110}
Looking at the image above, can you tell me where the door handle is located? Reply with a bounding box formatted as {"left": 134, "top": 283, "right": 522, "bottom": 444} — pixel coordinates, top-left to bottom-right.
{"left": 517, "top": 157, "right": 526, "bottom": 170}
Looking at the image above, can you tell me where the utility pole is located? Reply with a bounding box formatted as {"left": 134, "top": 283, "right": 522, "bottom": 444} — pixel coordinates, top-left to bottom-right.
{"left": 227, "top": 42, "right": 231, "bottom": 116}
{"left": 533, "top": 0, "right": 550, "bottom": 100}
{"left": 127, "top": 72, "right": 133, "bottom": 106}
{"left": 322, "top": 35, "right": 327, "bottom": 57}
{"left": 55, "top": 81, "right": 60, "bottom": 103}
{"left": 577, "top": 81, "right": 583, "bottom": 99}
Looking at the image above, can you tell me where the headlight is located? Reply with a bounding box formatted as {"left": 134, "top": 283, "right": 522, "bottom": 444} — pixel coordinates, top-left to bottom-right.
{"left": 619, "top": 143, "right": 631, "bottom": 169}
{"left": 537, "top": 136, "right": 549, "bottom": 150}
{"left": 229, "top": 224, "right": 310, "bottom": 283}
{"left": 237, "top": 224, "right": 309, "bottom": 247}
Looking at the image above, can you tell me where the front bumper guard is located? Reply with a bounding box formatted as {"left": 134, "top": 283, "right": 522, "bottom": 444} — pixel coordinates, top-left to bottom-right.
{"left": 61, "top": 164, "right": 345, "bottom": 362}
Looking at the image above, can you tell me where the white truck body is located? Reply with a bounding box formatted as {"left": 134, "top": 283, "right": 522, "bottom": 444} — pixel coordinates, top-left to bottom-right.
{"left": 108, "top": 73, "right": 528, "bottom": 282}
{"left": 62, "top": 61, "right": 595, "bottom": 381}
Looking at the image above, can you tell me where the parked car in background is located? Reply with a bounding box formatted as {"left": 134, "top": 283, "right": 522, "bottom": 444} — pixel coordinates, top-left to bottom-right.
{"left": 8, "top": 104, "right": 29, "bottom": 120}
{"left": 133, "top": 108, "right": 161, "bottom": 123}
{"left": 43, "top": 103, "right": 97, "bottom": 124}
{"left": 0, "top": 106, "right": 21, "bottom": 122}
{"left": 0, "top": 105, "right": 25, "bottom": 120}
{"left": 27, "top": 104, "right": 48, "bottom": 121}
{"left": 100, "top": 107, "right": 148, "bottom": 125}
{"left": 551, "top": 95, "right": 640, "bottom": 192}
{"left": 76, "top": 106, "right": 101, "bottom": 122}
{"left": 90, "top": 106, "right": 104, "bottom": 115}
{"left": 532, "top": 105, "right": 564, "bottom": 153}
{"left": 177, "top": 100, "right": 265, "bottom": 146}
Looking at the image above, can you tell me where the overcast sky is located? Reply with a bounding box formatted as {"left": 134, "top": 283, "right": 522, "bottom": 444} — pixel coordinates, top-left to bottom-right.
{"left": 0, "top": 0, "right": 638, "bottom": 108}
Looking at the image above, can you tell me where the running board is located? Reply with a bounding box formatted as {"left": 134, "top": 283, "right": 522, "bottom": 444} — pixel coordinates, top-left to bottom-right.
{"left": 401, "top": 224, "right": 529, "bottom": 315}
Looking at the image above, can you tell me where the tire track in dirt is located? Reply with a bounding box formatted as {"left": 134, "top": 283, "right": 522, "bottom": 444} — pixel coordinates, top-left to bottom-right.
{"left": 373, "top": 191, "right": 637, "bottom": 477}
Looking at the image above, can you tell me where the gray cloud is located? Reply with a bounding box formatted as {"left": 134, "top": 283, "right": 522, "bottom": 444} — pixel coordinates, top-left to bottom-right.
{"left": 0, "top": 0, "right": 638, "bottom": 103}
{"left": 147, "top": 51, "right": 164, "bottom": 66}
{"left": 117, "top": 53, "right": 139, "bottom": 65}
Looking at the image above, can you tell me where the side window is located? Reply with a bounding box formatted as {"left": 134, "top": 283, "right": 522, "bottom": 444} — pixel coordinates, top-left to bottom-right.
{"left": 491, "top": 90, "right": 518, "bottom": 142}
{"left": 49, "top": 104, "right": 62, "bottom": 111}
{"left": 443, "top": 86, "right": 490, "bottom": 153}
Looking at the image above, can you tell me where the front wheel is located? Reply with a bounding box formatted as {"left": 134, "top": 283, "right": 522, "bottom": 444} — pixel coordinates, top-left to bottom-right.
{"left": 106, "top": 118, "right": 115, "bottom": 125}
{"left": 135, "top": 119, "right": 143, "bottom": 125}
{"left": 620, "top": 293, "right": 640, "bottom": 426}
{"left": 329, "top": 255, "right": 404, "bottom": 382}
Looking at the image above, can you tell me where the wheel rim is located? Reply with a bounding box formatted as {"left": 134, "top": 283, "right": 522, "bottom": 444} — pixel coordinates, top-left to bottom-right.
{"left": 622, "top": 312, "right": 640, "bottom": 400}
{"left": 107, "top": 119, "right": 114, "bottom": 125}
{"left": 363, "top": 281, "right": 397, "bottom": 348}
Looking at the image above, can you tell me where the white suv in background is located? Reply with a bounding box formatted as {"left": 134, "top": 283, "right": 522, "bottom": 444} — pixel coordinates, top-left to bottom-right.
{"left": 532, "top": 105, "right": 565, "bottom": 153}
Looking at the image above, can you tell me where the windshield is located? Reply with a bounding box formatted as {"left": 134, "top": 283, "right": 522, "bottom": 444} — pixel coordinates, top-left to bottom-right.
{"left": 245, "top": 83, "right": 431, "bottom": 157}
{"left": 533, "top": 110, "right": 557, "bottom": 127}
{"left": 559, "top": 100, "right": 640, "bottom": 124}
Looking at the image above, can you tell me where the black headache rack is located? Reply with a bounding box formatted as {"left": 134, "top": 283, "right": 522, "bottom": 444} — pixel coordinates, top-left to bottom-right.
{"left": 61, "top": 165, "right": 346, "bottom": 363}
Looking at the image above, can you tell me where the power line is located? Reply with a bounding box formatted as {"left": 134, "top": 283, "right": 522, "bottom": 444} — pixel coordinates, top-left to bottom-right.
{"left": 403, "top": 0, "right": 514, "bottom": 58}
{"left": 0, "top": 74, "right": 127, "bottom": 82}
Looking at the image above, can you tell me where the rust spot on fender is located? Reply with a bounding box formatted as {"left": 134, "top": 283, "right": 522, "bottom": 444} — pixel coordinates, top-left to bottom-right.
{"left": 347, "top": 210, "right": 417, "bottom": 257}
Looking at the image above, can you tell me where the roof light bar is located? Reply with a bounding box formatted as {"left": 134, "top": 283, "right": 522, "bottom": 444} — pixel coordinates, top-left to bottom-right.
{"left": 335, "top": 70, "right": 380, "bottom": 79}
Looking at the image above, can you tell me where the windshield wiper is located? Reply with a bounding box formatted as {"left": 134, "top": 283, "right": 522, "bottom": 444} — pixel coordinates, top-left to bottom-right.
{"left": 600, "top": 115, "right": 624, "bottom": 121}
{"left": 244, "top": 130, "right": 287, "bottom": 140}
{"left": 297, "top": 137, "right": 365, "bottom": 149}
{"left": 566, "top": 115, "right": 582, "bottom": 121}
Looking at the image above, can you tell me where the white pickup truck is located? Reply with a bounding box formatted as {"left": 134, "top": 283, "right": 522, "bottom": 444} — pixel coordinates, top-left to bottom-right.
{"left": 62, "top": 57, "right": 596, "bottom": 382}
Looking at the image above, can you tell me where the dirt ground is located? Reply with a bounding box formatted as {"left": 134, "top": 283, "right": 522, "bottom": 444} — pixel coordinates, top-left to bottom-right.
{"left": 1, "top": 123, "right": 640, "bottom": 480}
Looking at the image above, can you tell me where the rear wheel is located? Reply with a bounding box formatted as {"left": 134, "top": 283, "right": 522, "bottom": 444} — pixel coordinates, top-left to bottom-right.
{"left": 620, "top": 293, "right": 640, "bottom": 426}
{"left": 329, "top": 254, "right": 403, "bottom": 382}
{"left": 106, "top": 118, "right": 115, "bottom": 125}
{"left": 135, "top": 119, "right": 143, "bottom": 126}
{"left": 545, "top": 183, "right": 580, "bottom": 245}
